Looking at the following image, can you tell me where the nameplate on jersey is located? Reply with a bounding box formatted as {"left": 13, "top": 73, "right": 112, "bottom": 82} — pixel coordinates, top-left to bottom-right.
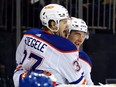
{"left": 25, "top": 36, "right": 48, "bottom": 53}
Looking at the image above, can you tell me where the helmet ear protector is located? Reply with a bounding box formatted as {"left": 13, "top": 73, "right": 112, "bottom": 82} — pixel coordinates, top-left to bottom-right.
{"left": 67, "top": 17, "right": 89, "bottom": 39}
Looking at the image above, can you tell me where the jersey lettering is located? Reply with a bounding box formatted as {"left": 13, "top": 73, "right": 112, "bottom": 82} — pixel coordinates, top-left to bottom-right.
{"left": 29, "top": 52, "right": 43, "bottom": 69}
{"left": 20, "top": 50, "right": 27, "bottom": 64}
{"left": 25, "top": 37, "right": 48, "bottom": 53}
{"left": 21, "top": 50, "right": 44, "bottom": 70}
{"left": 73, "top": 59, "right": 80, "bottom": 72}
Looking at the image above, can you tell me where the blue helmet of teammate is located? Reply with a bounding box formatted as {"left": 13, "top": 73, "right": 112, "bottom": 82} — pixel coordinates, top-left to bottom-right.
{"left": 19, "top": 70, "right": 54, "bottom": 87}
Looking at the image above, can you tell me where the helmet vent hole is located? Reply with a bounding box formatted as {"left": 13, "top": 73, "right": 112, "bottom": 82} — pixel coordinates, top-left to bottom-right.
{"left": 43, "top": 17, "right": 45, "bottom": 19}
{"left": 75, "top": 25, "right": 78, "bottom": 27}
{"left": 59, "top": 14, "right": 65, "bottom": 17}
{"left": 43, "top": 12, "right": 45, "bottom": 15}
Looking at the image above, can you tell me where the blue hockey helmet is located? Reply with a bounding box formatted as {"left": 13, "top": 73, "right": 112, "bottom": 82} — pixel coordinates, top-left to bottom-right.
{"left": 19, "top": 70, "right": 54, "bottom": 87}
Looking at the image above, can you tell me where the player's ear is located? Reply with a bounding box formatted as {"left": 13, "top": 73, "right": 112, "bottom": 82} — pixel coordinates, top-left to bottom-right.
{"left": 49, "top": 20, "right": 56, "bottom": 29}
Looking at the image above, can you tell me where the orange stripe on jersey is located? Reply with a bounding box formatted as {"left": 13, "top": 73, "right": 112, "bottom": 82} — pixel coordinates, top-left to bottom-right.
{"left": 42, "top": 71, "right": 52, "bottom": 76}
{"left": 82, "top": 79, "right": 87, "bottom": 85}
{"left": 15, "top": 66, "right": 22, "bottom": 71}
{"left": 24, "top": 34, "right": 79, "bottom": 53}
{"left": 52, "top": 81, "right": 56, "bottom": 86}
{"left": 21, "top": 72, "right": 28, "bottom": 79}
{"left": 80, "top": 58, "right": 92, "bottom": 70}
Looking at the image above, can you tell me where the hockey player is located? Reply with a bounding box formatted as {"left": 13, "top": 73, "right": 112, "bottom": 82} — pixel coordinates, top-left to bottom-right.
{"left": 13, "top": 4, "right": 86, "bottom": 87}
{"left": 67, "top": 17, "right": 94, "bottom": 85}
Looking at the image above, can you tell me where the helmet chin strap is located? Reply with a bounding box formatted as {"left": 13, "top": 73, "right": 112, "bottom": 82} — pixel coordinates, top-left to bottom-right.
{"left": 66, "top": 29, "right": 71, "bottom": 39}
{"left": 66, "top": 32, "right": 70, "bottom": 39}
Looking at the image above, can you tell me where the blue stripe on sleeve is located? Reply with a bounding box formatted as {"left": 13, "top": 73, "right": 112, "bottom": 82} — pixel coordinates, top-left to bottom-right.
{"left": 79, "top": 50, "right": 92, "bottom": 67}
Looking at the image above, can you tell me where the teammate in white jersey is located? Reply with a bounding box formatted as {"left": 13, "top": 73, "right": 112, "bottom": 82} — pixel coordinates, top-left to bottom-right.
{"left": 13, "top": 4, "right": 86, "bottom": 87}
{"left": 67, "top": 17, "right": 94, "bottom": 85}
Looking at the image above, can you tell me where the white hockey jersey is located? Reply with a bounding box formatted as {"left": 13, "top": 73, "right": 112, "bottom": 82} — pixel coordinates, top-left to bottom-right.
{"left": 79, "top": 50, "right": 93, "bottom": 85}
{"left": 13, "top": 28, "right": 86, "bottom": 87}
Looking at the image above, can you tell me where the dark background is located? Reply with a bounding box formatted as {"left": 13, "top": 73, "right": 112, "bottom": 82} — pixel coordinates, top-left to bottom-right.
{"left": 84, "top": 34, "right": 116, "bottom": 85}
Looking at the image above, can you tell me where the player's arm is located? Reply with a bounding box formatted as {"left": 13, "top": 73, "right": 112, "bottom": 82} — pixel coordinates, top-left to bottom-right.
{"left": 58, "top": 51, "right": 86, "bottom": 85}
{"left": 85, "top": 72, "right": 94, "bottom": 85}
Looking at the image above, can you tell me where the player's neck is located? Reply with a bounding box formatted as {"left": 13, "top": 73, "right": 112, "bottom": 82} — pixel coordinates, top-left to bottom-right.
{"left": 43, "top": 28, "right": 55, "bottom": 35}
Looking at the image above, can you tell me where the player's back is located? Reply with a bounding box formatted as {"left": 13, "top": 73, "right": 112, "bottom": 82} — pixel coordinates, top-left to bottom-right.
{"left": 15, "top": 28, "right": 86, "bottom": 85}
